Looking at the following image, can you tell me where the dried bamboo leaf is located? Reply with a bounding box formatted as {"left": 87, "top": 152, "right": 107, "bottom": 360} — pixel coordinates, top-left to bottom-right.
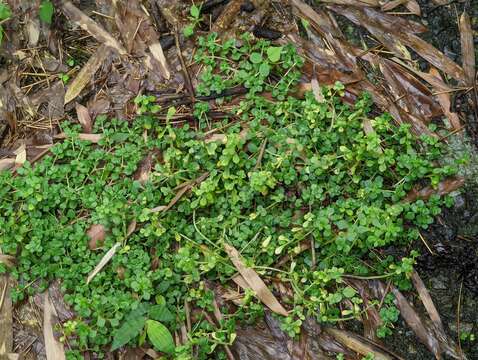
{"left": 149, "top": 43, "right": 171, "bottom": 80}
{"left": 311, "top": 78, "right": 325, "bottom": 103}
{"left": 0, "top": 275, "right": 12, "bottom": 356}
{"left": 459, "top": 12, "right": 476, "bottom": 86}
{"left": 411, "top": 271, "right": 445, "bottom": 334}
{"left": 61, "top": 1, "right": 126, "bottom": 55}
{"left": 64, "top": 45, "right": 110, "bottom": 104}
{"left": 405, "top": 0, "right": 421, "bottom": 16}
{"left": 429, "top": 68, "right": 461, "bottom": 130}
{"left": 390, "top": 287, "right": 442, "bottom": 358}
{"left": 381, "top": 0, "right": 408, "bottom": 11}
{"left": 0, "top": 255, "right": 15, "bottom": 268}
{"left": 224, "top": 244, "right": 288, "bottom": 316}
{"left": 14, "top": 144, "right": 26, "bottom": 166}
{"left": 0, "top": 159, "right": 15, "bottom": 172}
{"left": 324, "top": 328, "right": 393, "bottom": 360}
{"left": 43, "top": 293, "right": 66, "bottom": 360}
{"left": 54, "top": 133, "right": 102, "bottom": 143}
{"left": 86, "top": 243, "right": 121, "bottom": 284}
{"left": 318, "top": 0, "right": 380, "bottom": 5}
{"left": 403, "top": 177, "right": 465, "bottom": 203}
{"left": 291, "top": 0, "right": 343, "bottom": 38}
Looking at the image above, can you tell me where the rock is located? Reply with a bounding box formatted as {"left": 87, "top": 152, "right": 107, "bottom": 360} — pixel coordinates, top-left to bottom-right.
{"left": 430, "top": 274, "right": 448, "bottom": 290}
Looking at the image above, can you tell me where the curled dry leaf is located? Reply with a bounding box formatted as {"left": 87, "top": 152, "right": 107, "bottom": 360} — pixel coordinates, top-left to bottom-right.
{"left": 75, "top": 103, "right": 92, "bottom": 133}
{"left": 87, "top": 242, "right": 121, "bottom": 284}
{"left": 87, "top": 224, "right": 106, "bottom": 250}
{"left": 224, "top": 243, "right": 288, "bottom": 316}
{"left": 429, "top": 68, "right": 461, "bottom": 131}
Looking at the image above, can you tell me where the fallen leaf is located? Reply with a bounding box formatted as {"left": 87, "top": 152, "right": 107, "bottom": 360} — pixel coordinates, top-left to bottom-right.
{"left": 0, "top": 159, "right": 15, "bottom": 172}
{"left": 429, "top": 68, "right": 461, "bottom": 130}
{"left": 224, "top": 243, "right": 288, "bottom": 316}
{"left": 64, "top": 45, "right": 111, "bottom": 104}
{"left": 0, "top": 275, "right": 12, "bottom": 355}
{"left": 14, "top": 144, "right": 26, "bottom": 166}
{"left": 402, "top": 177, "right": 465, "bottom": 202}
{"left": 87, "top": 224, "right": 106, "bottom": 250}
{"left": 459, "top": 11, "right": 475, "bottom": 86}
{"left": 405, "top": 0, "right": 421, "bottom": 16}
{"left": 381, "top": 0, "right": 408, "bottom": 11}
{"left": 75, "top": 103, "right": 92, "bottom": 133}
{"left": 310, "top": 78, "right": 325, "bottom": 103}
{"left": 87, "top": 242, "right": 121, "bottom": 284}
{"left": 43, "top": 293, "right": 66, "bottom": 360}
{"left": 149, "top": 43, "right": 171, "bottom": 80}
{"left": 54, "top": 133, "right": 102, "bottom": 143}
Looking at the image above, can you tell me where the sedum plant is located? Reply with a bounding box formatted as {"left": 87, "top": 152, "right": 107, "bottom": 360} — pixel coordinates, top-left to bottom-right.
{"left": 0, "top": 33, "right": 456, "bottom": 358}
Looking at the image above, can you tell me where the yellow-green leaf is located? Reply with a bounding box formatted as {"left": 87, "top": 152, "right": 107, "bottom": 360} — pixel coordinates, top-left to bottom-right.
{"left": 146, "top": 320, "right": 175, "bottom": 355}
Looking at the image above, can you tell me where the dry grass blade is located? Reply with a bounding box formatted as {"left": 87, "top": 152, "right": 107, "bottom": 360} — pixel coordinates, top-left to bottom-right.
{"left": 43, "top": 293, "right": 66, "bottom": 360}
{"left": 319, "top": 0, "right": 380, "bottom": 5}
{"left": 64, "top": 45, "right": 111, "bottom": 104}
{"left": 61, "top": 1, "right": 126, "bottom": 55}
{"left": 224, "top": 244, "right": 288, "bottom": 316}
{"left": 86, "top": 242, "right": 121, "bottom": 284}
{"left": 411, "top": 271, "right": 445, "bottom": 334}
{"left": 324, "top": 328, "right": 393, "bottom": 360}
{"left": 459, "top": 12, "right": 475, "bottom": 86}
{"left": 75, "top": 103, "right": 92, "bottom": 133}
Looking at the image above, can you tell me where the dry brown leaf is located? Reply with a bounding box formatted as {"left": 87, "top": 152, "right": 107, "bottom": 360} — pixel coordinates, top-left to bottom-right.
{"left": 324, "top": 328, "right": 392, "bottom": 360}
{"left": 0, "top": 159, "right": 15, "bottom": 172}
{"left": 318, "top": 0, "right": 380, "bottom": 5}
{"left": 75, "top": 103, "right": 92, "bottom": 133}
{"left": 87, "top": 224, "right": 106, "bottom": 250}
{"left": 291, "top": 0, "right": 343, "bottom": 39}
{"left": 411, "top": 271, "right": 444, "bottom": 334}
{"left": 459, "top": 12, "right": 476, "bottom": 86}
{"left": 224, "top": 243, "right": 288, "bottom": 316}
{"left": 403, "top": 177, "right": 465, "bottom": 202}
{"left": 86, "top": 242, "right": 121, "bottom": 284}
{"left": 310, "top": 78, "right": 325, "bottom": 103}
{"left": 429, "top": 68, "right": 461, "bottom": 130}
{"left": 14, "top": 144, "right": 26, "bottom": 166}
{"left": 405, "top": 0, "right": 421, "bottom": 16}
{"left": 149, "top": 43, "right": 171, "bottom": 80}
{"left": 0, "top": 255, "right": 15, "bottom": 268}
{"left": 381, "top": 0, "right": 407, "bottom": 11}
{"left": 43, "top": 293, "right": 66, "bottom": 360}
{"left": 61, "top": 2, "right": 126, "bottom": 55}
{"left": 126, "top": 220, "right": 137, "bottom": 238}
{"left": 64, "top": 45, "right": 111, "bottom": 104}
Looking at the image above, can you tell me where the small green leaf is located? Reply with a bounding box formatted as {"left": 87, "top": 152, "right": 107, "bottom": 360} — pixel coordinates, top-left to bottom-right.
{"left": 183, "top": 24, "right": 194, "bottom": 38}
{"left": 39, "top": 0, "right": 54, "bottom": 24}
{"left": 250, "top": 52, "right": 262, "bottom": 64}
{"left": 342, "top": 286, "right": 356, "bottom": 298}
{"left": 190, "top": 4, "right": 200, "bottom": 19}
{"left": 146, "top": 320, "right": 175, "bottom": 355}
{"left": 267, "top": 46, "right": 283, "bottom": 63}
{"left": 0, "top": 3, "right": 11, "bottom": 20}
{"left": 259, "top": 63, "right": 270, "bottom": 77}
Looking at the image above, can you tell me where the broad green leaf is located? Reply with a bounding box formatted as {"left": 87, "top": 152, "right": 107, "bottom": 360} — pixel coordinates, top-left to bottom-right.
{"left": 39, "top": 0, "right": 54, "bottom": 24}
{"left": 0, "top": 2, "right": 11, "bottom": 20}
{"left": 190, "top": 4, "right": 200, "bottom": 19}
{"left": 342, "top": 286, "right": 356, "bottom": 298}
{"left": 149, "top": 305, "right": 175, "bottom": 323}
{"left": 249, "top": 52, "right": 262, "bottom": 64}
{"left": 111, "top": 306, "right": 148, "bottom": 351}
{"left": 183, "top": 24, "right": 194, "bottom": 38}
{"left": 267, "top": 46, "right": 283, "bottom": 63}
{"left": 146, "top": 320, "right": 175, "bottom": 355}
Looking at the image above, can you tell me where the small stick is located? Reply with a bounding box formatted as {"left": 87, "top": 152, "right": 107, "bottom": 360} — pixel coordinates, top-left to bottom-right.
{"left": 174, "top": 29, "right": 196, "bottom": 103}
{"left": 419, "top": 232, "right": 435, "bottom": 255}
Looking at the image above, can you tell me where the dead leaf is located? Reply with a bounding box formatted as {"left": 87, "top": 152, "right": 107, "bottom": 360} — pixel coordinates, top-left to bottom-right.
{"left": 324, "top": 328, "right": 393, "bottom": 360}
{"left": 381, "top": 0, "right": 408, "bottom": 11}
{"left": 429, "top": 68, "right": 461, "bottom": 130}
{"left": 75, "top": 103, "right": 92, "bottom": 133}
{"left": 61, "top": 2, "right": 126, "bottom": 55}
{"left": 319, "top": 0, "right": 380, "bottom": 5}
{"left": 0, "top": 159, "right": 15, "bottom": 172}
{"left": 87, "top": 224, "right": 106, "bottom": 250}
{"left": 43, "top": 293, "right": 66, "bottom": 360}
{"left": 0, "top": 255, "right": 15, "bottom": 268}
{"left": 149, "top": 43, "right": 171, "bottom": 80}
{"left": 311, "top": 78, "right": 325, "bottom": 103}
{"left": 224, "top": 243, "right": 288, "bottom": 316}
{"left": 0, "top": 275, "right": 12, "bottom": 356}
{"left": 405, "top": 0, "right": 421, "bottom": 16}
{"left": 126, "top": 220, "right": 137, "bottom": 238}
{"left": 64, "top": 45, "right": 111, "bottom": 104}
{"left": 403, "top": 177, "right": 465, "bottom": 202}
{"left": 459, "top": 12, "right": 475, "bottom": 86}
{"left": 87, "top": 242, "right": 121, "bottom": 284}
{"left": 14, "top": 144, "right": 26, "bottom": 166}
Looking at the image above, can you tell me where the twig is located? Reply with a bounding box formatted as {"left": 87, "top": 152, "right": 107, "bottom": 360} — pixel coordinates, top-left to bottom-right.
{"left": 174, "top": 28, "right": 196, "bottom": 103}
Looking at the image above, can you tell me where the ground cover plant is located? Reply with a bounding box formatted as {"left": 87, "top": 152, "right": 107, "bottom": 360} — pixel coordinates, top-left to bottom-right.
{"left": 0, "top": 33, "right": 458, "bottom": 358}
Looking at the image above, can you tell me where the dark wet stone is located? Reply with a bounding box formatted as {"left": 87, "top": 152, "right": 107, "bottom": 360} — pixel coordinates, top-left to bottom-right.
{"left": 253, "top": 26, "right": 282, "bottom": 40}
{"left": 240, "top": 0, "right": 255, "bottom": 13}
